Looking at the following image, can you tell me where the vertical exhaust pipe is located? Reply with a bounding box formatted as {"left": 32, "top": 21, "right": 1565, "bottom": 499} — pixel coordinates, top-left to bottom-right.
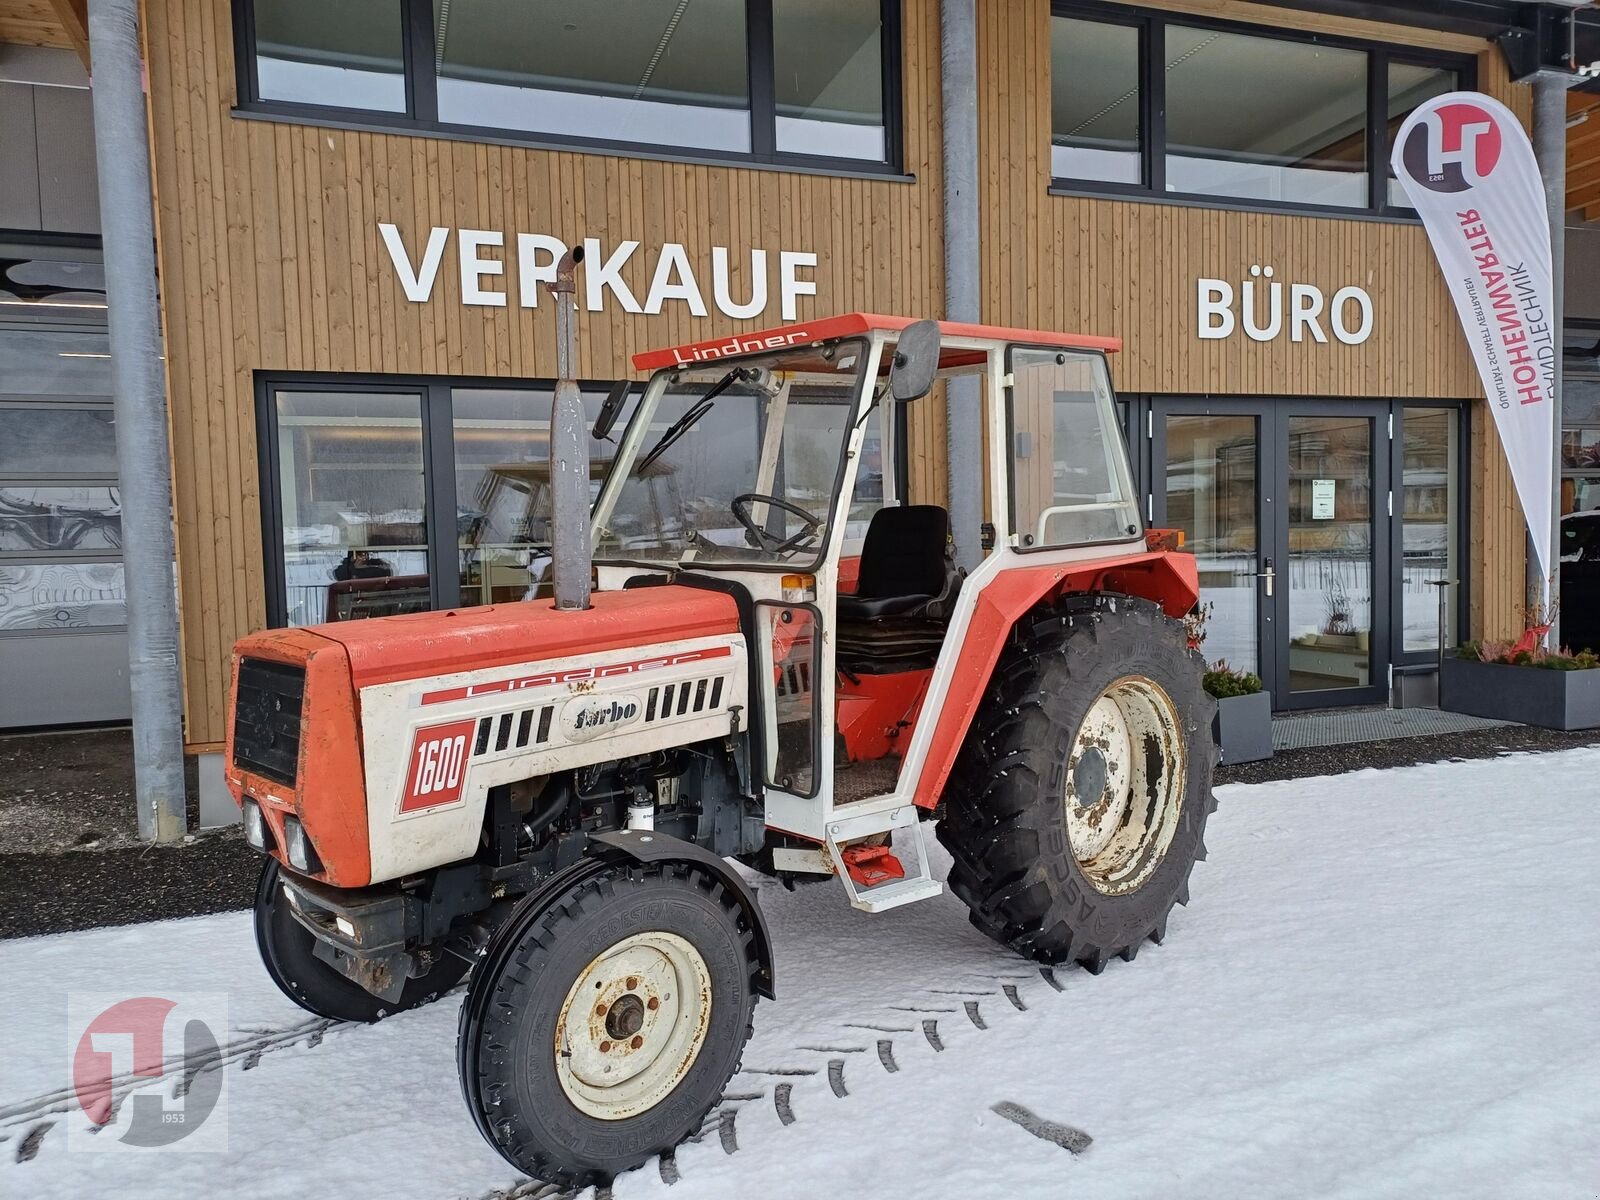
{"left": 547, "top": 245, "right": 591, "bottom": 611}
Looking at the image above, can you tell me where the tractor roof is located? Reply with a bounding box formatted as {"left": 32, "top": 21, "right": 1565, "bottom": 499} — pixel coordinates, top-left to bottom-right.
{"left": 631, "top": 313, "right": 1122, "bottom": 372}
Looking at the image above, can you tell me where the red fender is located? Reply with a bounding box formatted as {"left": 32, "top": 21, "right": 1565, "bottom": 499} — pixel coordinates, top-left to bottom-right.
{"left": 911, "top": 550, "right": 1199, "bottom": 809}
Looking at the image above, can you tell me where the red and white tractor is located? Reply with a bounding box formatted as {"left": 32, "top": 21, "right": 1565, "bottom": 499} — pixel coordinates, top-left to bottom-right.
{"left": 226, "top": 309, "right": 1214, "bottom": 1187}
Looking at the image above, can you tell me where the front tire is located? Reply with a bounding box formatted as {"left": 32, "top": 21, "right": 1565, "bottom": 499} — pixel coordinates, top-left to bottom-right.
{"left": 458, "top": 860, "right": 759, "bottom": 1188}
{"left": 938, "top": 594, "right": 1216, "bottom": 973}
{"left": 254, "top": 860, "right": 467, "bottom": 1022}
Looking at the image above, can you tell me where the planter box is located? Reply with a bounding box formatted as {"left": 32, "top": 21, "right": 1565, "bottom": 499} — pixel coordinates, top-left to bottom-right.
{"left": 1439, "top": 656, "right": 1600, "bottom": 731}
{"left": 1212, "top": 690, "right": 1273, "bottom": 765}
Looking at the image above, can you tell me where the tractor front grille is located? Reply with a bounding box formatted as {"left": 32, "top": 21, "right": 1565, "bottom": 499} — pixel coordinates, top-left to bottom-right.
{"left": 233, "top": 658, "right": 306, "bottom": 787}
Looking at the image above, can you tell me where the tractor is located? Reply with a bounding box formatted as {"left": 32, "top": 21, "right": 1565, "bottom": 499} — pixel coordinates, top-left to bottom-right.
{"left": 226, "top": 305, "right": 1214, "bottom": 1187}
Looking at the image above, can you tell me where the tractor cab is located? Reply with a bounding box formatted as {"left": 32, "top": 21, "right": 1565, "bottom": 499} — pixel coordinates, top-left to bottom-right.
{"left": 585, "top": 314, "right": 1183, "bottom": 909}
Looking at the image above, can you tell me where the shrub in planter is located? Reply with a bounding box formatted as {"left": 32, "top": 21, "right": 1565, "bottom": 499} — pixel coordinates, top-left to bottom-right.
{"left": 1206, "top": 661, "right": 1272, "bottom": 765}
{"left": 1442, "top": 640, "right": 1600, "bottom": 731}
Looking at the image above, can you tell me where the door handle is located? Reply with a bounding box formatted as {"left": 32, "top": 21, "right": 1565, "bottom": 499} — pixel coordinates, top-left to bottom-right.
{"left": 1256, "top": 560, "right": 1275, "bottom": 597}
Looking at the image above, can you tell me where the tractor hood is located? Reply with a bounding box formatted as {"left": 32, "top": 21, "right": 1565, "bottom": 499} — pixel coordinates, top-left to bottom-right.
{"left": 309, "top": 586, "right": 742, "bottom": 691}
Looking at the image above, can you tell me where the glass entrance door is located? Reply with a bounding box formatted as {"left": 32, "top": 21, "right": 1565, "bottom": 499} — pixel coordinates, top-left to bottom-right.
{"left": 1280, "top": 410, "right": 1389, "bottom": 706}
{"left": 1154, "top": 399, "right": 1393, "bottom": 710}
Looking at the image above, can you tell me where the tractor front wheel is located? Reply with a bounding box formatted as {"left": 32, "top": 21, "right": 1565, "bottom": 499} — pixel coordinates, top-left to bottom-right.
{"left": 938, "top": 594, "right": 1216, "bottom": 973}
{"left": 458, "top": 860, "right": 759, "bottom": 1188}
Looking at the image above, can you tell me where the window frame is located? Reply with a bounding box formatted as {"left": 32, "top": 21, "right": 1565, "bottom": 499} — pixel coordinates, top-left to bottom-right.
{"left": 232, "top": 0, "right": 906, "bottom": 178}
{"left": 1048, "top": 0, "right": 1476, "bottom": 220}
{"left": 256, "top": 370, "right": 628, "bottom": 629}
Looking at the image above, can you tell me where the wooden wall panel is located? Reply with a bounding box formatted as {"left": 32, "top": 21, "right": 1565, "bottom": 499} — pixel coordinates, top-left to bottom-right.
{"left": 144, "top": 0, "right": 947, "bottom": 748}
{"left": 978, "top": 0, "right": 1531, "bottom": 642}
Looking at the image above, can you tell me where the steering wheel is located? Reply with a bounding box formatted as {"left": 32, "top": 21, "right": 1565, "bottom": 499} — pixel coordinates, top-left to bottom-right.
{"left": 731, "top": 493, "right": 823, "bottom": 555}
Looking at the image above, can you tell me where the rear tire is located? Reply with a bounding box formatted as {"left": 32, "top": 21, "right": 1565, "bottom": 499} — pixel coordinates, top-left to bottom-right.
{"left": 254, "top": 860, "right": 467, "bottom": 1022}
{"left": 937, "top": 594, "right": 1216, "bottom": 973}
{"left": 458, "top": 860, "right": 759, "bottom": 1188}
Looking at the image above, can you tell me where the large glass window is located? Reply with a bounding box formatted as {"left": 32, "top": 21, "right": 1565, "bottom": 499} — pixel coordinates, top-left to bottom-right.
{"left": 1166, "top": 27, "right": 1366, "bottom": 207}
{"left": 1008, "top": 349, "right": 1141, "bottom": 548}
{"left": 252, "top": 0, "right": 407, "bottom": 112}
{"left": 1049, "top": 7, "right": 1469, "bottom": 214}
{"left": 243, "top": 0, "right": 898, "bottom": 168}
{"left": 274, "top": 390, "right": 430, "bottom": 627}
{"left": 1400, "top": 407, "right": 1458, "bottom": 654}
{"left": 773, "top": 0, "right": 885, "bottom": 160}
{"left": 434, "top": 0, "right": 750, "bottom": 152}
{"left": 1050, "top": 17, "right": 1141, "bottom": 186}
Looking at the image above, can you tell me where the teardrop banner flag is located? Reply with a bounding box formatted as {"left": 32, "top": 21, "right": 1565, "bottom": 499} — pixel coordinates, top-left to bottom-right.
{"left": 1392, "top": 92, "right": 1556, "bottom": 583}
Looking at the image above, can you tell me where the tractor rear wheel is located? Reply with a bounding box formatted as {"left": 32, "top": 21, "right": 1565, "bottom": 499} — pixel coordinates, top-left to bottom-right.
{"left": 254, "top": 860, "right": 467, "bottom": 1022}
{"left": 938, "top": 594, "right": 1216, "bottom": 973}
{"left": 458, "top": 860, "right": 759, "bottom": 1188}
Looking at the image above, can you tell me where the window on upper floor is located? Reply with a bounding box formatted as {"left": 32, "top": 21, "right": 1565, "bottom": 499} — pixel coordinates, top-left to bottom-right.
{"left": 237, "top": 0, "right": 900, "bottom": 171}
{"left": 1049, "top": 3, "right": 1470, "bottom": 217}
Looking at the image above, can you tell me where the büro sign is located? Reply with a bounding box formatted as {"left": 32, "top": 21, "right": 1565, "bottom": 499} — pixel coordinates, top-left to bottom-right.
{"left": 1196, "top": 267, "right": 1374, "bottom": 345}
{"left": 379, "top": 224, "right": 818, "bottom": 321}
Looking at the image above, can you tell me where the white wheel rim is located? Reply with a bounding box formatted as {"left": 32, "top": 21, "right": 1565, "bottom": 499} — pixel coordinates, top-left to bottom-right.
{"left": 1062, "top": 675, "right": 1187, "bottom": 896}
{"left": 553, "top": 931, "right": 712, "bottom": 1121}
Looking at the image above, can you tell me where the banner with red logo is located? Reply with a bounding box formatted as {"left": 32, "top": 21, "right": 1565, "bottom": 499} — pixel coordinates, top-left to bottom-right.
{"left": 1392, "top": 92, "right": 1556, "bottom": 582}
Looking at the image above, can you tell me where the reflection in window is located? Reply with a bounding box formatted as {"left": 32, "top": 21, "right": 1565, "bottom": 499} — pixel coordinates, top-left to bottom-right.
{"left": 253, "top": 0, "right": 407, "bottom": 112}
{"left": 0, "top": 258, "right": 107, "bottom": 324}
{"left": 0, "top": 407, "right": 116, "bottom": 474}
{"left": 0, "top": 562, "right": 125, "bottom": 630}
{"left": 1050, "top": 17, "right": 1141, "bottom": 185}
{"left": 1401, "top": 408, "right": 1457, "bottom": 653}
{"left": 0, "top": 330, "right": 112, "bottom": 396}
{"left": 773, "top": 0, "right": 885, "bottom": 160}
{"left": 433, "top": 0, "right": 751, "bottom": 151}
{"left": 1010, "top": 350, "right": 1141, "bottom": 548}
{"left": 0, "top": 487, "right": 121, "bottom": 552}
{"left": 1386, "top": 62, "right": 1457, "bottom": 207}
{"left": 454, "top": 386, "right": 614, "bottom": 606}
{"left": 1165, "top": 27, "right": 1368, "bottom": 207}
{"left": 1164, "top": 415, "right": 1258, "bottom": 676}
{"left": 274, "top": 390, "right": 429, "bottom": 626}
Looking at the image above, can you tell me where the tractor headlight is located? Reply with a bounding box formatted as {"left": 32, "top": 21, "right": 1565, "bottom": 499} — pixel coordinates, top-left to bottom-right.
{"left": 243, "top": 800, "right": 271, "bottom": 852}
{"left": 282, "top": 815, "right": 322, "bottom": 874}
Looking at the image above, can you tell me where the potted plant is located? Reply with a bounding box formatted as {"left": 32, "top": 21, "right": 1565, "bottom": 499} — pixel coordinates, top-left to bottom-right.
{"left": 1187, "top": 602, "right": 1273, "bottom": 764}
{"left": 1440, "top": 638, "right": 1600, "bottom": 730}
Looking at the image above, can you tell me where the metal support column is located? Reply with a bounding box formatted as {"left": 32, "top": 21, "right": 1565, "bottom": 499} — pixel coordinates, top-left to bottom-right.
{"left": 87, "top": 0, "right": 186, "bottom": 842}
{"left": 1532, "top": 71, "right": 1570, "bottom": 648}
{"left": 940, "top": 0, "right": 982, "bottom": 572}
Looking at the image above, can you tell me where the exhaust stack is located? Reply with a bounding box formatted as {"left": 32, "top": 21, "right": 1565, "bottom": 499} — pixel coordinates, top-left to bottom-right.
{"left": 547, "top": 244, "right": 591, "bottom": 611}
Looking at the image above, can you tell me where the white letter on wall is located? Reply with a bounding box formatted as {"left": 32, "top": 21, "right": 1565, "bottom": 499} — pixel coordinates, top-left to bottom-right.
{"left": 712, "top": 247, "right": 768, "bottom": 320}
{"left": 458, "top": 230, "right": 506, "bottom": 307}
{"left": 1197, "top": 278, "right": 1234, "bottom": 340}
{"left": 1289, "top": 284, "right": 1328, "bottom": 343}
{"left": 1330, "top": 286, "right": 1374, "bottom": 345}
{"left": 644, "top": 243, "right": 709, "bottom": 316}
{"left": 517, "top": 234, "right": 567, "bottom": 308}
{"left": 380, "top": 223, "right": 449, "bottom": 303}
{"left": 779, "top": 251, "right": 818, "bottom": 321}
{"left": 1241, "top": 280, "right": 1283, "bottom": 343}
{"left": 583, "top": 237, "right": 644, "bottom": 313}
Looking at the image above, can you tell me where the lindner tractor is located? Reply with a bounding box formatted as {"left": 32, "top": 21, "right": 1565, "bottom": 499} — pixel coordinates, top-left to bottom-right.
{"left": 227, "top": 284, "right": 1214, "bottom": 1186}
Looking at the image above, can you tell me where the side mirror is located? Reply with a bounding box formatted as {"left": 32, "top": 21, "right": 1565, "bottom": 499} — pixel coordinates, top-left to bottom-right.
{"left": 888, "top": 320, "right": 941, "bottom": 402}
{"left": 592, "top": 380, "right": 633, "bottom": 440}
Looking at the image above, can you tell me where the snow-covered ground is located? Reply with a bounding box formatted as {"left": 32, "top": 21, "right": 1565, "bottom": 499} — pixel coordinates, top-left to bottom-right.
{"left": 4, "top": 749, "right": 1599, "bottom": 1200}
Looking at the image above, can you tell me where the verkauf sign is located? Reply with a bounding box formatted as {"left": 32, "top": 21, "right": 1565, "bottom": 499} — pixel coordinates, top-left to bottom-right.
{"left": 377, "top": 224, "right": 818, "bottom": 321}
{"left": 1393, "top": 92, "right": 1556, "bottom": 581}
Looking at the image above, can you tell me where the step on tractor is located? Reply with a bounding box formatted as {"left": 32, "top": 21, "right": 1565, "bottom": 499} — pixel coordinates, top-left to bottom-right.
{"left": 227, "top": 296, "right": 1216, "bottom": 1187}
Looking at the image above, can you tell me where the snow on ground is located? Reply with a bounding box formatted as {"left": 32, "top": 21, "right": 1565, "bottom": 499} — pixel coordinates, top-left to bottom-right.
{"left": 3, "top": 748, "right": 1598, "bottom": 1200}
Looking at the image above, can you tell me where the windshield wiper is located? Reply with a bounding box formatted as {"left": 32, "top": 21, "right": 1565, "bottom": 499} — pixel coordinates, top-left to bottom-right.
{"left": 636, "top": 368, "right": 745, "bottom": 473}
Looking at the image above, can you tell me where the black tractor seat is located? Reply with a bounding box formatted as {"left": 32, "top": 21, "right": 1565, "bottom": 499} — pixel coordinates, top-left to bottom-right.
{"left": 837, "top": 505, "right": 963, "bottom": 672}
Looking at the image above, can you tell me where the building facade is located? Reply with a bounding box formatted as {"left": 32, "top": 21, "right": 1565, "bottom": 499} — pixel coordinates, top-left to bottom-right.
{"left": 2, "top": 0, "right": 1596, "bottom": 779}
